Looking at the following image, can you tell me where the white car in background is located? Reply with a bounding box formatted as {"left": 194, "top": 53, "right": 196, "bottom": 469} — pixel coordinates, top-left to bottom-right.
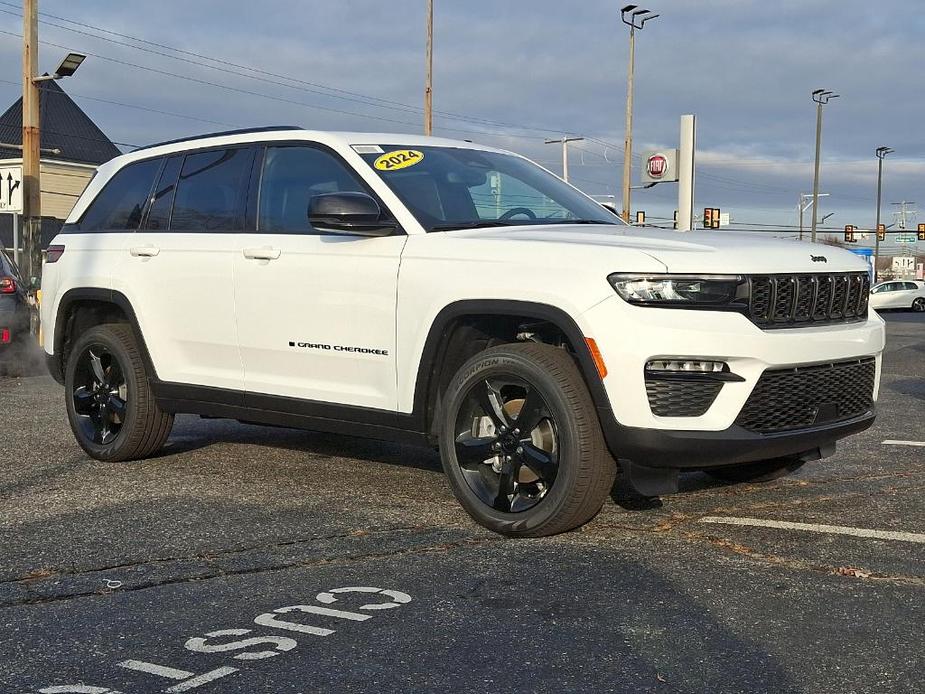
{"left": 869, "top": 280, "right": 925, "bottom": 312}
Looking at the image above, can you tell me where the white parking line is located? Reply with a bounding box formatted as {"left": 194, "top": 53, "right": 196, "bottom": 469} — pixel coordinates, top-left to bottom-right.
{"left": 699, "top": 516, "right": 925, "bottom": 544}
{"left": 881, "top": 439, "right": 925, "bottom": 447}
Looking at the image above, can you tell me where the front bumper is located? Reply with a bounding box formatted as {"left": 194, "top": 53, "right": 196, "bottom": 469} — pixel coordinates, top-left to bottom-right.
{"left": 576, "top": 297, "right": 885, "bottom": 486}
{"left": 598, "top": 406, "right": 874, "bottom": 469}
{"left": 580, "top": 296, "right": 885, "bottom": 432}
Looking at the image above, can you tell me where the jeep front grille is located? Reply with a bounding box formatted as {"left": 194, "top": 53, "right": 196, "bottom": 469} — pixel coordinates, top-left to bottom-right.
{"left": 735, "top": 357, "right": 876, "bottom": 433}
{"left": 747, "top": 273, "right": 870, "bottom": 328}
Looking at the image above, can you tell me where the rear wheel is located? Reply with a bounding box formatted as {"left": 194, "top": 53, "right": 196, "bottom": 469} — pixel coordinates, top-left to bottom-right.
{"left": 912, "top": 297, "right": 925, "bottom": 312}
{"left": 65, "top": 324, "right": 173, "bottom": 461}
{"left": 439, "top": 343, "right": 616, "bottom": 537}
{"left": 705, "top": 456, "right": 805, "bottom": 483}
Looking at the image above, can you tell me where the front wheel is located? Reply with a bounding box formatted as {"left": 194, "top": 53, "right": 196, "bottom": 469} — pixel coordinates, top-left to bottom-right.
{"left": 912, "top": 297, "right": 925, "bottom": 312}
{"left": 705, "top": 456, "right": 805, "bottom": 483}
{"left": 438, "top": 343, "right": 616, "bottom": 537}
{"left": 65, "top": 324, "right": 174, "bottom": 461}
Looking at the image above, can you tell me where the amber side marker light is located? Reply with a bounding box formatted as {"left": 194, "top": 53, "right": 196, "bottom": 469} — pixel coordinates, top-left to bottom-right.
{"left": 585, "top": 337, "right": 608, "bottom": 379}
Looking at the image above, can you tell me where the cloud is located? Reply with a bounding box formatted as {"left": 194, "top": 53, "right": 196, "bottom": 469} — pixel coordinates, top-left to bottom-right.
{"left": 0, "top": 0, "right": 918, "bottom": 242}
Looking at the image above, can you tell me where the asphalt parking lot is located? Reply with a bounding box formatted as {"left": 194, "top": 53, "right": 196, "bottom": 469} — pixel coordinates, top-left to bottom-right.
{"left": 0, "top": 313, "right": 922, "bottom": 694}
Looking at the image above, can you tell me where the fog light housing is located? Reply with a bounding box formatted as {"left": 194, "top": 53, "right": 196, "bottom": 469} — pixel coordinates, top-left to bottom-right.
{"left": 645, "top": 359, "right": 727, "bottom": 374}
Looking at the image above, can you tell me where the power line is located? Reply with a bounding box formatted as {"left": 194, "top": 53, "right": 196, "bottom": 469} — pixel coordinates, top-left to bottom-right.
{"left": 0, "top": 3, "right": 600, "bottom": 139}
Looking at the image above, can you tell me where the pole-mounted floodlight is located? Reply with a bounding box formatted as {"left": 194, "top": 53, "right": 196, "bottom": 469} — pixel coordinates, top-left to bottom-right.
{"left": 812, "top": 89, "right": 839, "bottom": 104}
{"left": 622, "top": 5, "right": 658, "bottom": 29}
{"left": 876, "top": 146, "right": 894, "bottom": 159}
{"left": 33, "top": 52, "right": 86, "bottom": 83}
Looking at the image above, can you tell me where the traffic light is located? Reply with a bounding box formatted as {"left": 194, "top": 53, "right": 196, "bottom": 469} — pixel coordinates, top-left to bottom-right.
{"left": 844, "top": 225, "right": 856, "bottom": 243}
{"left": 877, "top": 224, "right": 886, "bottom": 242}
{"left": 635, "top": 210, "right": 646, "bottom": 225}
{"left": 918, "top": 223, "right": 925, "bottom": 241}
{"left": 703, "top": 208, "right": 713, "bottom": 229}
{"left": 711, "top": 208, "right": 721, "bottom": 229}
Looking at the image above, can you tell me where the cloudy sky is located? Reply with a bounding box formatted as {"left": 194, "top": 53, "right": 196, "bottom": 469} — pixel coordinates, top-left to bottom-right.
{"left": 0, "top": 0, "right": 922, "bottom": 250}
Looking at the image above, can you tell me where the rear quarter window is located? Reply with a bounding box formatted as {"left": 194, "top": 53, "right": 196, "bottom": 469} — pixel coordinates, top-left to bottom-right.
{"left": 78, "top": 158, "right": 162, "bottom": 232}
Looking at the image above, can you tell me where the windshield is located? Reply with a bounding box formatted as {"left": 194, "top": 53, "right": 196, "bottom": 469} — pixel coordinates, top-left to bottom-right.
{"left": 358, "top": 145, "right": 623, "bottom": 232}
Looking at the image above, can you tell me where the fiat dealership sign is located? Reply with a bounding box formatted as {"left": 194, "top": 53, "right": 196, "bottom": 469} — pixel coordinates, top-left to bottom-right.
{"left": 641, "top": 148, "right": 679, "bottom": 184}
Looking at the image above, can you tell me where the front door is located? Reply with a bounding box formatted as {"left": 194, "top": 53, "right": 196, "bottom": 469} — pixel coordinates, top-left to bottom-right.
{"left": 233, "top": 143, "right": 405, "bottom": 411}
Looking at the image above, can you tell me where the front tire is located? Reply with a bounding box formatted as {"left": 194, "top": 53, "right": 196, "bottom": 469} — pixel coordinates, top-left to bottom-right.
{"left": 705, "top": 456, "right": 805, "bottom": 483}
{"left": 439, "top": 343, "right": 616, "bottom": 537}
{"left": 912, "top": 297, "right": 925, "bottom": 312}
{"left": 65, "top": 324, "right": 174, "bottom": 461}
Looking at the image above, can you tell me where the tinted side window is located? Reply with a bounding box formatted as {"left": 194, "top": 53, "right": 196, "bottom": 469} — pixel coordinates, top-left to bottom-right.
{"left": 80, "top": 158, "right": 161, "bottom": 231}
{"left": 171, "top": 148, "right": 252, "bottom": 232}
{"left": 258, "top": 146, "right": 370, "bottom": 233}
{"left": 145, "top": 155, "right": 183, "bottom": 231}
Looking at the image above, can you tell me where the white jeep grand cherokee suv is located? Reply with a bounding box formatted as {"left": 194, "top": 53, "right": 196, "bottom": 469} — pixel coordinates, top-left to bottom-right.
{"left": 40, "top": 127, "right": 885, "bottom": 537}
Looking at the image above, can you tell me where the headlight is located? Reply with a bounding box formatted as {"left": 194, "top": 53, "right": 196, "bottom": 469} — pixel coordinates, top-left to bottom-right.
{"left": 608, "top": 273, "right": 745, "bottom": 307}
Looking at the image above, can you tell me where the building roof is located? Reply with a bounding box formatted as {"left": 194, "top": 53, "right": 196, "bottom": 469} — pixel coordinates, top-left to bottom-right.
{"left": 0, "top": 79, "right": 121, "bottom": 165}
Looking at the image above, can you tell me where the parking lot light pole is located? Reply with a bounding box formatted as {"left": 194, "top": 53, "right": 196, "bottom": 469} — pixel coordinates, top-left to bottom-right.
{"left": 874, "top": 146, "right": 893, "bottom": 280}
{"left": 810, "top": 89, "right": 838, "bottom": 243}
{"left": 619, "top": 5, "right": 658, "bottom": 223}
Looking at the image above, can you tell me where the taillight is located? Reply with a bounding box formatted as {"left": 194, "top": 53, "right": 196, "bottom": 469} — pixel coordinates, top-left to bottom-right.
{"left": 0, "top": 328, "right": 10, "bottom": 344}
{"left": 45, "top": 245, "right": 65, "bottom": 263}
{"left": 0, "top": 277, "right": 15, "bottom": 294}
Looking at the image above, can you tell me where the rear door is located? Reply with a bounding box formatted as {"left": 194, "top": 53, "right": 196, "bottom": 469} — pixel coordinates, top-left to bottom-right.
{"left": 233, "top": 143, "right": 405, "bottom": 410}
{"left": 112, "top": 146, "right": 255, "bottom": 392}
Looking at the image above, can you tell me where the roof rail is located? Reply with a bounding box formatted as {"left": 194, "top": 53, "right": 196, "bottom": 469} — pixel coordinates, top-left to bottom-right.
{"left": 132, "top": 125, "right": 303, "bottom": 152}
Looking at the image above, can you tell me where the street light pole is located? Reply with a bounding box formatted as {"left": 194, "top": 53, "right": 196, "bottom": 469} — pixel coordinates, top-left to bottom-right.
{"left": 874, "top": 146, "right": 893, "bottom": 281}
{"left": 810, "top": 88, "right": 838, "bottom": 243}
{"left": 424, "top": 0, "right": 433, "bottom": 136}
{"left": 544, "top": 136, "right": 584, "bottom": 183}
{"left": 619, "top": 5, "right": 658, "bottom": 223}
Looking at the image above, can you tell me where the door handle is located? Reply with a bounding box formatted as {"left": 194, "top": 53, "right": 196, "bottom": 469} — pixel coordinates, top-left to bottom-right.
{"left": 129, "top": 245, "right": 160, "bottom": 257}
{"left": 243, "top": 247, "right": 281, "bottom": 261}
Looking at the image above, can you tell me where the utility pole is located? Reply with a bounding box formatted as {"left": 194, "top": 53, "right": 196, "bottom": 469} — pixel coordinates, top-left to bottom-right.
{"left": 891, "top": 200, "right": 916, "bottom": 230}
{"left": 810, "top": 89, "right": 838, "bottom": 243}
{"left": 619, "top": 5, "right": 659, "bottom": 223}
{"left": 544, "top": 136, "right": 584, "bottom": 183}
{"left": 874, "top": 147, "right": 893, "bottom": 279}
{"left": 22, "top": 0, "right": 41, "bottom": 290}
{"left": 424, "top": 0, "right": 433, "bottom": 136}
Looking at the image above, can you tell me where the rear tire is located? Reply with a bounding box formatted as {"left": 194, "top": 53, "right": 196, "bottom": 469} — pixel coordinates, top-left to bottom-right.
{"left": 439, "top": 343, "right": 616, "bottom": 537}
{"left": 705, "top": 456, "right": 805, "bottom": 483}
{"left": 65, "top": 324, "right": 173, "bottom": 461}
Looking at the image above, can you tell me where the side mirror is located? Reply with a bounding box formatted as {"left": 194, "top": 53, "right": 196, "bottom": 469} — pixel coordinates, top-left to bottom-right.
{"left": 308, "top": 192, "right": 396, "bottom": 237}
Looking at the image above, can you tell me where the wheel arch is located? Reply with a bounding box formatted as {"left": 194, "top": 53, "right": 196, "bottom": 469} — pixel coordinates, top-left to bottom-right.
{"left": 412, "top": 300, "right": 611, "bottom": 437}
{"left": 51, "top": 288, "right": 158, "bottom": 385}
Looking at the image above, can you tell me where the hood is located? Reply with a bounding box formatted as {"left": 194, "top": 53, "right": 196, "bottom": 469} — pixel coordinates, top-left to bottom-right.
{"left": 449, "top": 225, "right": 868, "bottom": 274}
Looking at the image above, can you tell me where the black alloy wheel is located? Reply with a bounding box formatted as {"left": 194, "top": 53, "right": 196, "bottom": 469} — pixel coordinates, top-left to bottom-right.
{"left": 439, "top": 343, "right": 616, "bottom": 537}
{"left": 453, "top": 375, "right": 559, "bottom": 513}
{"left": 64, "top": 323, "right": 174, "bottom": 461}
{"left": 72, "top": 344, "right": 128, "bottom": 445}
{"left": 913, "top": 297, "right": 925, "bottom": 312}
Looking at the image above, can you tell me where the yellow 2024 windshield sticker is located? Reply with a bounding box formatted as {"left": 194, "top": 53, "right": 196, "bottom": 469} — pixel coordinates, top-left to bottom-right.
{"left": 374, "top": 149, "right": 424, "bottom": 171}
